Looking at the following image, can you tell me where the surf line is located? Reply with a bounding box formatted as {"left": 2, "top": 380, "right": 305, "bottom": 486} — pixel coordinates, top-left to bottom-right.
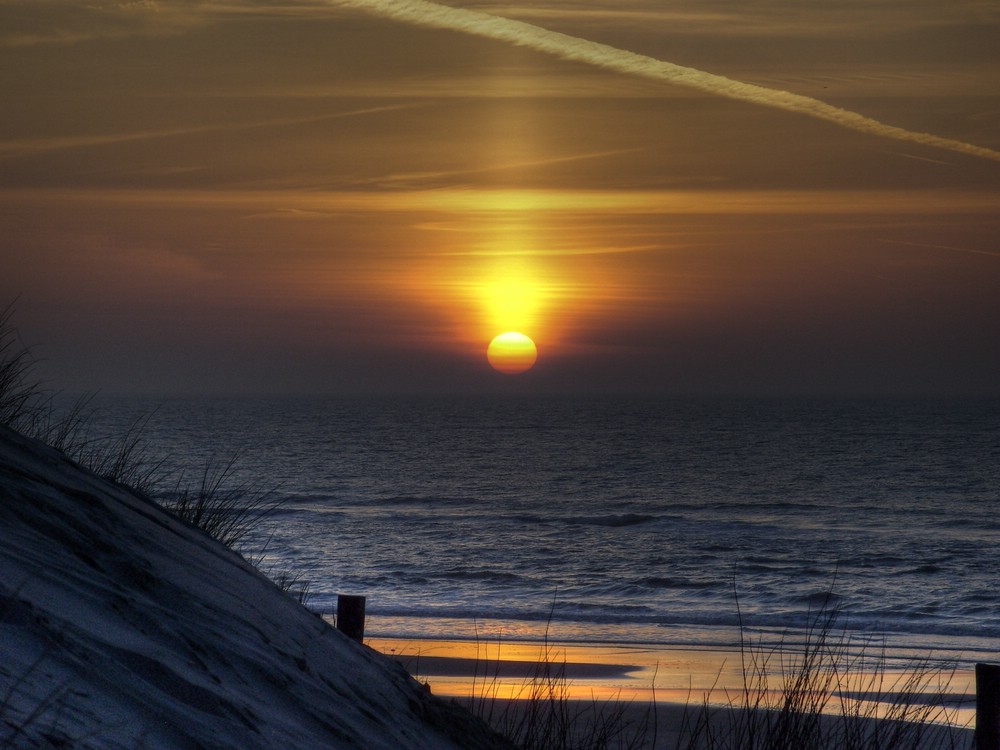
{"left": 331, "top": 0, "right": 1000, "bottom": 163}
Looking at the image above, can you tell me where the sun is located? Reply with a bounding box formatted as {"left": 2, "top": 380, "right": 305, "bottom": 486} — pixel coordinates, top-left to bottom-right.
{"left": 487, "top": 332, "right": 538, "bottom": 375}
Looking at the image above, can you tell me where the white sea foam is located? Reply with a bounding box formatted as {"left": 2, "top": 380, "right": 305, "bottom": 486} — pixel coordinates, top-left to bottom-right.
{"left": 84, "top": 395, "right": 1000, "bottom": 656}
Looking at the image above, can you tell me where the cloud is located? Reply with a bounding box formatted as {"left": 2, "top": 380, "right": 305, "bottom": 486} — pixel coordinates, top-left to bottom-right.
{"left": 5, "top": 186, "right": 996, "bottom": 218}
{"left": 879, "top": 238, "right": 1000, "bottom": 260}
{"left": 483, "top": 2, "right": 996, "bottom": 40}
{"left": 368, "top": 147, "right": 644, "bottom": 189}
{"left": 0, "top": 1, "right": 349, "bottom": 48}
{"left": 0, "top": 104, "right": 420, "bottom": 160}
{"left": 331, "top": 0, "right": 1000, "bottom": 163}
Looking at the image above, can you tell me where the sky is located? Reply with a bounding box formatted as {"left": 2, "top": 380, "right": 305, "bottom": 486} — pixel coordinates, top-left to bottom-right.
{"left": 2, "top": 0, "right": 999, "bottom": 397}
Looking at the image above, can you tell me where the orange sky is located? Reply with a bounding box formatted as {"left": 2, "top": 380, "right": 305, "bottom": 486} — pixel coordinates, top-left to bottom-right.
{"left": 2, "top": 0, "right": 998, "bottom": 396}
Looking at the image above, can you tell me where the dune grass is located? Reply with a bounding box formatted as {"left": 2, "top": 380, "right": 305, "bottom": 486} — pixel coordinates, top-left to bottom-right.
{"left": 462, "top": 631, "right": 655, "bottom": 750}
{"left": 0, "top": 303, "right": 48, "bottom": 436}
{"left": 409, "top": 593, "right": 971, "bottom": 750}
{"left": 1, "top": 304, "right": 975, "bottom": 749}
{"left": 160, "top": 453, "right": 281, "bottom": 551}
{"left": 0, "top": 305, "right": 285, "bottom": 569}
{"left": 676, "top": 595, "right": 970, "bottom": 750}
{"left": 0, "top": 304, "right": 165, "bottom": 494}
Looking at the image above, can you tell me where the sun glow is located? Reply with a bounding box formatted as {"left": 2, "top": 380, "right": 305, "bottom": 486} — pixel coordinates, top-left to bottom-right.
{"left": 389, "top": 194, "right": 604, "bottom": 369}
{"left": 476, "top": 257, "right": 545, "bottom": 334}
{"left": 487, "top": 332, "right": 538, "bottom": 374}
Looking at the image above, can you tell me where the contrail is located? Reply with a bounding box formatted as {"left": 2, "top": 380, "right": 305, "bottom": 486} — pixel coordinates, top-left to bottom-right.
{"left": 332, "top": 0, "right": 1000, "bottom": 163}
{"left": 880, "top": 238, "right": 1000, "bottom": 259}
{"left": 0, "top": 104, "right": 420, "bottom": 160}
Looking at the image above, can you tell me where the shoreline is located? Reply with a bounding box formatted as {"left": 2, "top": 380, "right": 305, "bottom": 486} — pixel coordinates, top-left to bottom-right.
{"left": 368, "top": 636, "right": 743, "bottom": 704}
{"left": 367, "top": 635, "right": 977, "bottom": 749}
{"left": 343, "top": 613, "right": 1000, "bottom": 661}
{"left": 365, "top": 634, "right": 979, "bottom": 730}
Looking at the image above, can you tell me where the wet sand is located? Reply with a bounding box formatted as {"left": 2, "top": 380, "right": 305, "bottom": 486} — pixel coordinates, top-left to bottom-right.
{"left": 369, "top": 637, "right": 977, "bottom": 749}
{"left": 370, "top": 637, "right": 743, "bottom": 704}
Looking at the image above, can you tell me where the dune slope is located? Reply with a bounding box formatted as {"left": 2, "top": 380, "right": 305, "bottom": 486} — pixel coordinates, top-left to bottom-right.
{"left": 0, "top": 425, "right": 511, "bottom": 749}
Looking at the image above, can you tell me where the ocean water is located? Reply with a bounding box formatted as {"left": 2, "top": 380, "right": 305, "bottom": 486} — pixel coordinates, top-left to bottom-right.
{"left": 83, "top": 396, "right": 1000, "bottom": 660}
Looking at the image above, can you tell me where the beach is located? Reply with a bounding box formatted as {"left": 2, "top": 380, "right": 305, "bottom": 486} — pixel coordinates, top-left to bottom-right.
{"left": 0, "top": 411, "right": 985, "bottom": 749}
{"left": 0, "top": 424, "right": 517, "bottom": 750}
{"left": 367, "top": 628, "right": 979, "bottom": 748}
{"left": 73, "top": 394, "right": 998, "bottom": 748}
{"left": 3, "top": 0, "right": 1000, "bottom": 740}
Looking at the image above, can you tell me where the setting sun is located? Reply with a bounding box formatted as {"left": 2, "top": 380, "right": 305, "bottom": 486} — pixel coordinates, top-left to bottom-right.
{"left": 487, "top": 332, "right": 538, "bottom": 374}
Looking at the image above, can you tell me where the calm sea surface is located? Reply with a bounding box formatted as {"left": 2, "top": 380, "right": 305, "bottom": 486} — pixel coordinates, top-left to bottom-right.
{"left": 84, "top": 396, "right": 1000, "bottom": 660}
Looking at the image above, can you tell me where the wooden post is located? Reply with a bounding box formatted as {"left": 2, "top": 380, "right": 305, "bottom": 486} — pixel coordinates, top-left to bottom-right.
{"left": 336, "top": 594, "right": 366, "bottom": 642}
{"left": 978, "top": 663, "right": 1000, "bottom": 750}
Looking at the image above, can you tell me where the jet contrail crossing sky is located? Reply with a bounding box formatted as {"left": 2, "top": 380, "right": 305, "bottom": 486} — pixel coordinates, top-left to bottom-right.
{"left": 333, "top": 0, "right": 1000, "bottom": 163}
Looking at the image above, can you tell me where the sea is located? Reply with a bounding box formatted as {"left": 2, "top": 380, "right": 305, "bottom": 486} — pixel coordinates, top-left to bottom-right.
{"left": 81, "top": 395, "right": 999, "bottom": 665}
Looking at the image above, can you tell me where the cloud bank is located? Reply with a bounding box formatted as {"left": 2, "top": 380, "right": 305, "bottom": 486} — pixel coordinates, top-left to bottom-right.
{"left": 332, "top": 0, "right": 1000, "bottom": 163}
